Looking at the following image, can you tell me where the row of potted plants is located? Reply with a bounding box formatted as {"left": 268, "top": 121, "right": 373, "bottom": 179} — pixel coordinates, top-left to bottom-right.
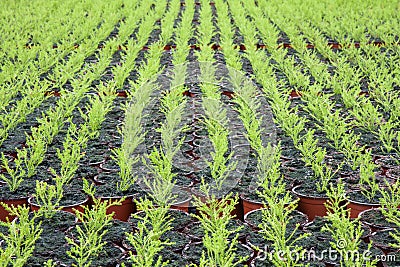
{"left": 1, "top": 0, "right": 400, "bottom": 265}
{"left": 0, "top": 0, "right": 168, "bottom": 220}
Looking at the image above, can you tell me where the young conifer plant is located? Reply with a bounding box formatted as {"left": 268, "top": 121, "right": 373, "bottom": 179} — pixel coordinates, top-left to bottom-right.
{"left": 0, "top": 204, "right": 42, "bottom": 266}
{"left": 190, "top": 192, "right": 246, "bottom": 267}
{"left": 123, "top": 198, "right": 173, "bottom": 267}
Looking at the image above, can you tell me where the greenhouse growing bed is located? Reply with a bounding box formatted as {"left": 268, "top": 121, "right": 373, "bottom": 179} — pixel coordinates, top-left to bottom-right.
{"left": 0, "top": 0, "right": 399, "bottom": 266}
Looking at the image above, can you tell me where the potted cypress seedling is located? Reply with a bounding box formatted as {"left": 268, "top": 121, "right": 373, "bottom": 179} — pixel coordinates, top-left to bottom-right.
{"left": 65, "top": 179, "right": 125, "bottom": 266}
{"left": 0, "top": 154, "right": 30, "bottom": 221}
{"left": 0, "top": 204, "right": 42, "bottom": 266}
{"left": 95, "top": 81, "right": 156, "bottom": 221}
{"left": 322, "top": 182, "right": 379, "bottom": 267}
{"left": 347, "top": 153, "right": 382, "bottom": 218}
{"left": 186, "top": 191, "right": 249, "bottom": 266}
{"left": 292, "top": 133, "right": 340, "bottom": 220}
{"left": 123, "top": 196, "right": 174, "bottom": 267}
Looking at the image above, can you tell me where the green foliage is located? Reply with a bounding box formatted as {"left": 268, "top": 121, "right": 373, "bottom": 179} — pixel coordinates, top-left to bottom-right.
{"left": 376, "top": 119, "right": 398, "bottom": 153}
{"left": 33, "top": 179, "right": 63, "bottom": 219}
{"left": 172, "top": 1, "right": 194, "bottom": 65}
{"left": 203, "top": 117, "right": 237, "bottom": 191}
{"left": 190, "top": 193, "right": 246, "bottom": 267}
{"left": 323, "top": 182, "right": 377, "bottom": 267}
{"left": 125, "top": 198, "right": 172, "bottom": 267}
{"left": 112, "top": 147, "right": 139, "bottom": 192}
{"left": 0, "top": 153, "right": 25, "bottom": 192}
{"left": 51, "top": 122, "right": 87, "bottom": 185}
{"left": 256, "top": 144, "right": 285, "bottom": 198}
{"left": 44, "top": 260, "right": 56, "bottom": 267}
{"left": 0, "top": 205, "right": 42, "bottom": 267}
{"left": 196, "top": 0, "right": 215, "bottom": 50}
{"left": 143, "top": 61, "right": 189, "bottom": 205}
{"left": 275, "top": 109, "right": 306, "bottom": 147}
{"left": 0, "top": 0, "right": 399, "bottom": 266}
{"left": 66, "top": 179, "right": 123, "bottom": 267}
{"left": 257, "top": 191, "right": 308, "bottom": 267}
{"left": 80, "top": 83, "right": 116, "bottom": 139}
{"left": 0, "top": 79, "right": 50, "bottom": 147}
{"left": 379, "top": 180, "right": 400, "bottom": 250}
{"left": 158, "top": 89, "right": 188, "bottom": 160}
{"left": 357, "top": 152, "right": 380, "bottom": 201}
{"left": 351, "top": 100, "right": 383, "bottom": 132}
{"left": 232, "top": 77, "right": 263, "bottom": 155}
{"left": 113, "top": 82, "right": 156, "bottom": 192}
{"left": 340, "top": 133, "right": 362, "bottom": 170}
{"left": 143, "top": 147, "right": 177, "bottom": 206}
{"left": 146, "top": 148, "right": 175, "bottom": 183}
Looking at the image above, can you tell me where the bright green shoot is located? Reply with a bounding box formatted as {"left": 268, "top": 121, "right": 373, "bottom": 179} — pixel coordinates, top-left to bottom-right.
{"left": 190, "top": 193, "right": 246, "bottom": 267}
{"left": 124, "top": 198, "right": 173, "bottom": 267}
{"left": 203, "top": 117, "right": 237, "bottom": 192}
{"left": 323, "top": 182, "right": 377, "bottom": 267}
{"left": 0, "top": 204, "right": 42, "bottom": 267}
{"left": 0, "top": 153, "right": 25, "bottom": 192}
{"left": 66, "top": 179, "right": 122, "bottom": 267}
{"left": 33, "top": 179, "right": 63, "bottom": 219}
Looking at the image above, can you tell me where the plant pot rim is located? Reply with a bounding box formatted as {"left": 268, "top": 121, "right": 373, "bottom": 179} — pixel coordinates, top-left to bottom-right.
{"left": 244, "top": 208, "right": 308, "bottom": 229}
{"left": 348, "top": 198, "right": 381, "bottom": 206}
{"left": 129, "top": 192, "right": 191, "bottom": 208}
{"left": 99, "top": 162, "right": 120, "bottom": 172}
{"left": 241, "top": 191, "right": 299, "bottom": 201}
{"left": 28, "top": 195, "right": 90, "bottom": 209}
{"left": 0, "top": 183, "right": 33, "bottom": 199}
{"left": 97, "top": 194, "right": 137, "bottom": 200}
{"left": 292, "top": 185, "right": 328, "bottom": 199}
{"left": 134, "top": 207, "right": 190, "bottom": 216}
{"left": 0, "top": 195, "right": 29, "bottom": 201}
{"left": 170, "top": 193, "right": 192, "bottom": 206}
{"left": 78, "top": 158, "right": 105, "bottom": 166}
{"left": 169, "top": 207, "right": 190, "bottom": 214}
{"left": 370, "top": 229, "right": 398, "bottom": 250}
{"left": 303, "top": 217, "right": 329, "bottom": 229}
{"left": 243, "top": 208, "right": 265, "bottom": 229}
{"left": 358, "top": 208, "right": 397, "bottom": 231}
{"left": 386, "top": 167, "right": 400, "bottom": 178}
{"left": 190, "top": 185, "right": 238, "bottom": 200}
{"left": 12, "top": 209, "right": 78, "bottom": 222}
{"left": 358, "top": 207, "right": 387, "bottom": 217}
{"left": 240, "top": 193, "right": 264, "bottom": 205}
{"left": 346, "top": 190, "right": 381, "bottom": 206}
